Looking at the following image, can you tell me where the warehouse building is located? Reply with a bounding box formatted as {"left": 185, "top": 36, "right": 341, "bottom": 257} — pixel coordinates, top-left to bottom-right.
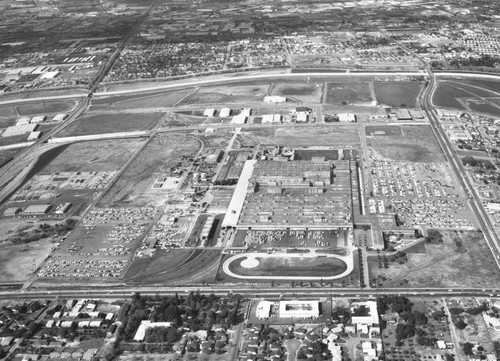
{"left": 16, "top": 117, "right": 31, "bottom": 125}
{"left": 264, "top": 96, "right": 286, "bottom": 103}
{"left": 30, "top": 116, "right": 46, "bottom": 124}
{"left": 23, "top": 204, "right": 51, "bottom": 215}
{"left": 3, "top": 207, "right": 22, "bottom": 217}
{"left": 52, "top": 114, "right": 67, "bottom": 122}
{"left": 219, "top": 107, "right": 231, "bottom": 117}
{"left": 28, "top": 131, "right": 42, "bottom": 141}
{"left": 200, "top": 215, "right": 215, "bottom": 241}
{"left": 2, "top": 124, "right": 38, "bottom": 137}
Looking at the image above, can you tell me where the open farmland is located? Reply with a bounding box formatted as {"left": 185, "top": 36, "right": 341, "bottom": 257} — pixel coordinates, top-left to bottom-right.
{"left": 0, "top": 99, "right": 77, "bottom": 118}
{"left": 99, "top": 133, "right": 201, "bottom": 207}
{"left": 124, "top": 249, "right": 222, "bottom": 284}
{"left": 59, "top": 112, "right": 163, "bottom": 136}
{"left": 91, "top": 89, "right": 194, "bottom": 110}
{"left": 374, "top": 81, "right": 423, "bottom": 107}
{"left": 369, "top": 230, "right": 500, "bottom": 288}
{"left": 367, "top": 125, "right": 444, "bottom": 162}
{"left": 40, "top": 138, "right": 146, "bottom": 173}
{"left": 271, "top": 82, "right": 323, "bottom": 103}
{"left": 325, "top": 82, "right": 373, "bottom": 104}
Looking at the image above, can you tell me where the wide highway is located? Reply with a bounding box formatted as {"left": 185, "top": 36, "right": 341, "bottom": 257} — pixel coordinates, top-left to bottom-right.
{"left": 0, "top": 286, "right": 499, "bottom": 301}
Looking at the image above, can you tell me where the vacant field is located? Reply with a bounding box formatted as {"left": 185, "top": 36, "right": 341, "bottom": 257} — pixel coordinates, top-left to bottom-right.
{"left": 124, "top": 249, "right": 222, "bottom": 285}
{"left": 271, "top": 82, "right": 323, "bottom": 103}
{"left": 99, "top": 133, "right": 201, "bottom": 207}
{"left": 179, "top": 84, "right": 270, "bottom": 105}
{"left": 325, "top": 82, "right": 373, "bottom": 105}
{"left": 59, "top": 112, "right": 163, "bottom": 136}
{"left": 0, "top": 134, "right": 28, "bottom": 146}
{"left": 91, "top": 89, "right": 193, "bottom": 110}
{"left": 367, "top": 125, "right": 444, "bottom": 162}
{"left": 374, "top": 81, "right": 423, "bottom": 107}
{"left": 0, "top": 99, "right": 76, "bottom": 118}
{"left": 365, "top": 125, "right": 402, "bottom": 136}
{"left": 15, "top": 100, "right": 77, "bottom": 116}
{"left": 369, "top": 230, "right": 500, "bottom": 288}
{"left": 468, "top": 100, "right": 500, "bottom": 117}
{"left": 41, "top": 138, "right": 146, "bottom": 173}
{"left": 0, "top": 219, "right": 58, "bottom": 282}
{"left": 0, "top": 148, "right": 21, "bottom": 168}
{"left": 244, "top": 125, "right": 360, "bottom": 147}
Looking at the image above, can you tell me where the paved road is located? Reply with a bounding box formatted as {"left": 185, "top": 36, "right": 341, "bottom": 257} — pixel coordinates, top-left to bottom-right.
{"left": 1, "top": 286, "right": 500, "bottom": 301}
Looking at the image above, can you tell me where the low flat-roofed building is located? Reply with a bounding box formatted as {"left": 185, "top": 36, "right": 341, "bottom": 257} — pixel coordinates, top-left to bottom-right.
{"left": 256, "top": 301, "right": 272, "bottom": 319}
{"left": 351, "top": 301, "right": 379, "bottom": 325}
{"left": 231, "top": 115, "right": 247, "bottom": 124}
{"left": 16, "top": 116, "right": 31, "bottom": 125}
{"left": 2, "top": 124, "right": 38, "bottom": 137}
{"left": 52, "top": 113, "right": 67, "bottom": 122}
{"left": 23, "top": 204, "right": 51, "bottom": 215}
{"left": 338, "top": 113, "right": 356, "bottom": 122}
{"left": 279, "top": 300, "right": 319, "bottom": 319}
{"left": 219, "top": 107, "right": 231, "bottom": 117}
{"left": 28, "top": 131, "right": 42, "bottom": 141}
{"left": 30, "top": 116, "right": 46, "bottom": 124}
{"left": 396, "top": 109, "right": 412, "bottom": 121}
{"left": 204, "top": 108, "right": 216, "bottom": 117}
{"left": 3, "top": 207, "right": 22, "bottom": 216}
{"left": 134, "top": 321, "right": 172, "bottom": 341}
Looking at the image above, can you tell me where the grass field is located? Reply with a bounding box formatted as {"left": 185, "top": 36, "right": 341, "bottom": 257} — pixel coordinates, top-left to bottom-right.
{"left": 124, "top": 249, "right": 222, "bottom": 285}
{"left": 367, "top": 125, "right": 444, "bottom": 162}
{"left": 0, "top": 134, "right": 28, "bottom": 146}
{"left": 99, "top": 133, "right": 201, "bottom": 207}
{"left": 374, "top": 81, "right": 423, "bottom": 107}
{"left": 433, "top": 80, "right": 500, "bottom": 116}
{"left": 16, "top": 100, "right": 77, "bottom": 116}
{"left": 271, "top": 82, "right": 323, "bottom": 103}
{"left": 59, "top": 112, "right": 163, "bottom": 136}
{"left": 325, "top": 82, "right": 373, "bottom": 105}
{"left": 365, "top": 125, "right": 402, "bottom": 136}
{"left": 91, "top": 89, "right": 193, "bottom": 110}
{"left": 369, "top": 230, "right": 500, "bottom": 288}
{"left": 41, "top": 138, "right": 146, "bottom": 173}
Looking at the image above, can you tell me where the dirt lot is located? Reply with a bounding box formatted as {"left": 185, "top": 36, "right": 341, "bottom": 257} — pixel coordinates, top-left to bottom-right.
{"left": 99, "top": 133, "right": 201, "bottom": 207}
{"left": 367, "top": 125, "right": 444, "bottom": 162}
{"left": 59, "top": 112, "right": 164, "bottom": 136}
{"left": 41, "top": 138, "right": 146, "bottom": 173}
{"left": 369, "top": 230, "right": 500, "bottom": 288}
{"left": 179, "top": 83, "right": 270, "bottom": 105}
{"left": 124, "top": 249, "right": 222, "bottom": 285}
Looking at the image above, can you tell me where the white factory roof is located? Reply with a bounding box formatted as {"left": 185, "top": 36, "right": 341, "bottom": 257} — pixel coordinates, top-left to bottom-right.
{"left": 30, "top": 116, "right": 46, "bottom": 124}
{"left": 28, "top": 131, "right": 42, "bottom": 141}
{"left": 16, "top": 116, "right": 31, "bottom": 125}
{"left": 219, "top": 107, "right": 231, "bottom": 117}
{"left": 134, "top": 321, "right": 172, "bottom": 342}
{"left": 52, "top": 114, "right": 67, "bottom": 122}
{"left": 222, "top": 160, "right": 256, "bottom": 228}
{"left": 2, "top": 124, "right": 38, "bottom": 137}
